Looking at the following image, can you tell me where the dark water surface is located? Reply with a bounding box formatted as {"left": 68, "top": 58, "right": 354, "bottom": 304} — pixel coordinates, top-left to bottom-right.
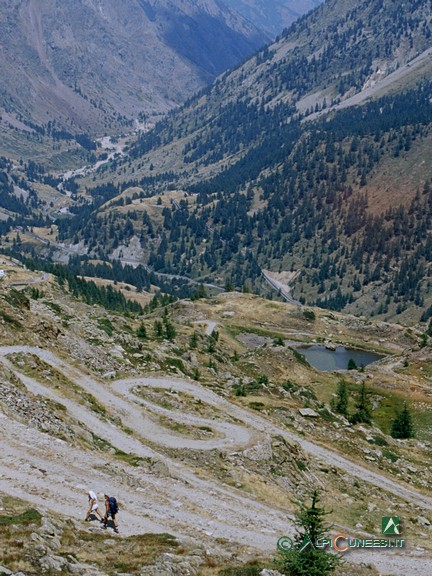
{"left": 295, "top": 345, "right": 383, "bottom": 371}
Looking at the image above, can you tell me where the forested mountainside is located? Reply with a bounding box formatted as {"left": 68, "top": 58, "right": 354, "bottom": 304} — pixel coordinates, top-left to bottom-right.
{"left": 0, "top": 0, "right": 267, "bottom": 135}
{"left": 3, "top": 0, "right": 432, "bottom": 326}
{"left": 223, "top": 0, "right": 323, "bottom": 37}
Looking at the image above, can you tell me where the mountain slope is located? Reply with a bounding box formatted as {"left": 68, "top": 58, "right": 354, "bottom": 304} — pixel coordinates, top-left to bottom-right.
{"left": 93, "top": 0, "right": 429, "bottom": 323}
{"left": 223, "top": 0, "right": 323, "bottom": 37}
{"left": 0, "top": 0, "right": 268, "bottom": 134}
{"left": 0, "top": 258, "right": 432, "bottom": 576}
{"left": 5, "top": 0, "right": 432, "bottom": 325}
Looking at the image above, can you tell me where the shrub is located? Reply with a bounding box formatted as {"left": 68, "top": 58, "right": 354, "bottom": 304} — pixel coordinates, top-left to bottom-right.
{"left": 303, "top": 309, "right": 316, "bottom": 321}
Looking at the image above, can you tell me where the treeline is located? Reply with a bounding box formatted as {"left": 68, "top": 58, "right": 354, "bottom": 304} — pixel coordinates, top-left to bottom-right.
{"left": 5, "top": 254, "right": 144, "bottom": 315}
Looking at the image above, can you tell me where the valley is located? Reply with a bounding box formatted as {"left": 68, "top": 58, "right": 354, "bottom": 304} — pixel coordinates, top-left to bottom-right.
{"left": 1, "top": 1, "right": 432, "bottom": 575}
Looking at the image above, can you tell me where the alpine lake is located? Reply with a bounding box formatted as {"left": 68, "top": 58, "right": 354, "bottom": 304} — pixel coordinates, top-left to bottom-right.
{"left": 294, "top": 344, "right": 384, "bottom": 371}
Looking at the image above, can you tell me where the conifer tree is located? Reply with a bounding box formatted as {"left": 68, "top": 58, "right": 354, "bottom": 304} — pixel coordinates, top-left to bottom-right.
{"left": 278, "top": 490, "right": 342, "bottom": 576}
{"left": 349, "top": 382, "right": 372, "bottom": 424}
{"left": 334, "top": 380, "right": 348, "bottom": 416}
{"left": 164, "top": 320, "right": 176, "bottom": 341}
{"left": 391, "top": 403, "right": 414, "bottom": 439}
{"left": 153, "top": 320, "right": 163, "bottom": 339}
{"left": 347, "top": 358, "right": 357, "bottom": 370}
{"left": 136, "top": 322, "right": 147, "bottom": 339}
{"left": 189, "top": 332, "right": 199, "bottom": 349}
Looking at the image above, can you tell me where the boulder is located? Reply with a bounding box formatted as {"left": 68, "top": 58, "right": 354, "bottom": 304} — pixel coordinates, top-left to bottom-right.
{"left": 298, "top": 408, "right": 319, "bottom": 418}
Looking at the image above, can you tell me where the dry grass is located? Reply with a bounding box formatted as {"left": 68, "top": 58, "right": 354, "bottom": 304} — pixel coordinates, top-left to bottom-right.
{"left": 60, "top": 524, "right": 180, "bottom": 574}
{"left": 0, "top": 497, "right": 43, "bottom": 574}
{"left": 81, "top": 276, "right": 153, "bottom": 306}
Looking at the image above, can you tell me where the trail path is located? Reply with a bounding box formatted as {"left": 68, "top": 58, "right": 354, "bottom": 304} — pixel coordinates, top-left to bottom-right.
{"left": 0, "top": 345, "right": 431, "bottom": 573}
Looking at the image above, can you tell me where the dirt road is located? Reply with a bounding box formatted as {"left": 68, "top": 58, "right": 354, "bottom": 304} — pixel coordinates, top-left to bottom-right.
{"left": 0, "top": 345, "right": 431, "bottom": 574}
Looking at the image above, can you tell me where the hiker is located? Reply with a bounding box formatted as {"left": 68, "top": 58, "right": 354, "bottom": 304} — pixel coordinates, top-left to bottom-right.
{"left": 103, "top": 493, "right": 119, "bottom": 533}
{"left": 85, "top": 490, "right": 104, "bottom": 522}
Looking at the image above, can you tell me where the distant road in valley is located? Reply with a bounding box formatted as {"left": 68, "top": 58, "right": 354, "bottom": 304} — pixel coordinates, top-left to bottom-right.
{"left": 261, "top": 269, "right": 300, "bottom": 305}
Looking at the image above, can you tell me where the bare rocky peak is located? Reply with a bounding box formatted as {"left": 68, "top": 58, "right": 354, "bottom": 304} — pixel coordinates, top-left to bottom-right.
{"left": 0, "top": 0, "right": 267, "bottom": 133}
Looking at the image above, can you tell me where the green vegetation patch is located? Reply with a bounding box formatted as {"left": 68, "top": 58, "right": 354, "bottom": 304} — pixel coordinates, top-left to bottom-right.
{"left": 114, "top": 449, "right": 148, "bottom": 467}
{"left": 382, "top": 449, "right": 399, "bottom": 463}
{"left": 292, "top": 348, "right": 310, "bottom": 366}
{"left": 82, "top": 392, "right": 108, "bottom": 417}
{"left": 219, "top": 567, "right": 263, "bottom": 576}
{"left": 43, "top": 300, "right": 62, "bottom": 315}
{"left": 0, "top": 508, "right": 42, "bottom": 526}
{"left": 165, "top": 357, "right": 185, "bottom": 372}
{"left": 5, "top": 289, "right": 30, "bottom": 310}
{"left": 249, "top": 401, "right": 265, "bottom": 410}
{"left": 368, "top": 434, "right": 388, "bottom": 447}
{"left": 372, "top": 391, "right": 432, "bottom": 441}
{"left": 0, "top": 500, "right": 44, "bottom": 574}
{"left": 0, "top": 309, "right": 22, "bottom": 328}
{"left": 97, "top": 317, "right": 115, "bottom": 336}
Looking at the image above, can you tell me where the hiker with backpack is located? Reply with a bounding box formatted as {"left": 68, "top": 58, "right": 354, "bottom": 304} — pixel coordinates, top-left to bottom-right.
{"left": 103, "top": 494, "right": 119, "bottom": 533}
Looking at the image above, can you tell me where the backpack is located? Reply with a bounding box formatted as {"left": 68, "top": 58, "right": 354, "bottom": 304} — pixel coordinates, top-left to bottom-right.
{"left": 108, "top": 497, "right": 119, "bottom": 514}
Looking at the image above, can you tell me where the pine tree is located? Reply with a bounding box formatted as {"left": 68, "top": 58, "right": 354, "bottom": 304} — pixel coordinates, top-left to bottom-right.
{"left": 153, "top": 320, "right": 163, "bottom": 339}
{"left": 349, "top": 382, "right": 372, "bottom": 424}
{"left": 164, "top": 320, "right": 176, "bottom": 341}
{"left": 278, "top": 490, "right": 342, "bottom": 576}
{"left": 391, "top": 403, "right": 414, "bottom": 439}
{"left": 189, "top": 332, "right": 199, "bottom": 349}
{"left": 334, "top": 381, "right": 348, "bottom": 416}
{"left": 347, "top": 358, "right": 357, "bottom": 370}
{"left": 136, "top": 322, "right": 147, "bottom": 339}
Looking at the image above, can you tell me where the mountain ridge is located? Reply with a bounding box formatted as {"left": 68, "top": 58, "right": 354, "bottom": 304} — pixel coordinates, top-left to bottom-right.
{"left": 0, "top": 0, "right": 268, "bottom": 134}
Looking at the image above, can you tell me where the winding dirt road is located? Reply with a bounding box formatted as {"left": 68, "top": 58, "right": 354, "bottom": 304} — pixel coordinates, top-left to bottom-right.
{"left": 0, "top": 345, "right": 431, "bottom": 574}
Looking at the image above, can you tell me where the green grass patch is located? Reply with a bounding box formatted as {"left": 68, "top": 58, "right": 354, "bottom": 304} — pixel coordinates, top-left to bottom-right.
{"left": 97, "top": 317, "right": 115, "bottom": 336}
{"left": 91, "top": 433, "right": 112, "bottom": 451}
{"left": 59, "top": 527, "right": 179, "bottom": 574}
{"left": 382, "top": 449, "right": 399, "bottom": 463}
{"left": 165, "top": 357, "right": 185, "bottom": 372}
{"left": 372, "top": 391, "right": 432, "bottom": 441}
{"left": 114, "top": 449, "right": 147, "bottom": 467}
{"left": 282, "top": 380, "right": 299, "bottom": 393}
{"left": 82, "top": 392, "right": 108, "bottom": 417}
{"left": 0, "top": 309, "right": 22, "bottom": 328}
{"left": 43, "top": 300, "right": 63, "bottom": 315}
{"left": 292, "top": 348, "right": 310, "bottom": 366}
{"left": 249, "top": 401, "right": 265, "bottom": 411}
{"left": 368, "top": 434, "right": 388, "bottom": 447}
{"left": 317, "top": 406, "right": 336, "bottom": 422}
{"left": 234, "top": 384, "right": 247, "bottom": 396}
{"left": 0, "top": 509, "right": 42, "bottom": 526}
{"left": 219, "top": 568, "right": 263, "bottom": 576}
{"left": 5, "top": 289, "right": 30, "bottom": 309}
